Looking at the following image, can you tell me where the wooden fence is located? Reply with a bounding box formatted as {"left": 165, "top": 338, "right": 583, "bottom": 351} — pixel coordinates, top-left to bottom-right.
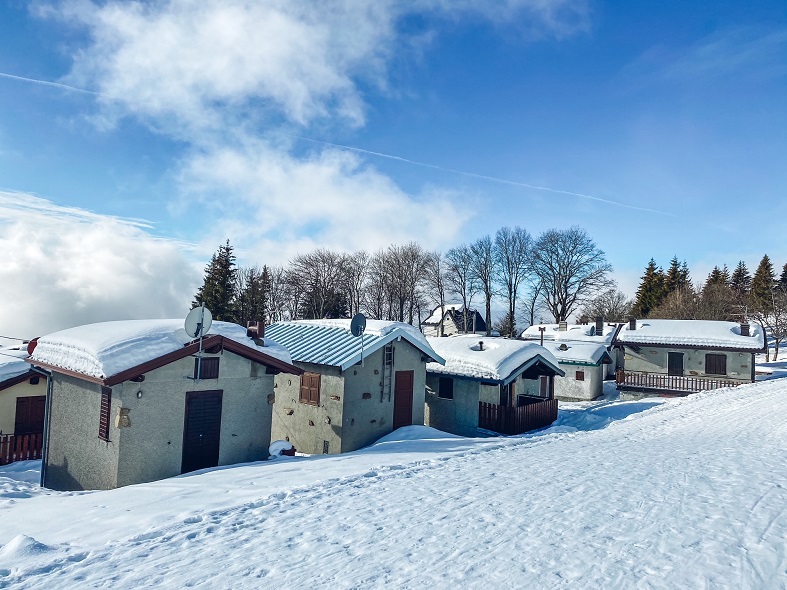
{"left": 0, "top": 433, "right": 44, "bottom": 465}
{"left": 615, "top": 370, "right": 743, "bottom": 394}
{"left": 478, "top": 398, "right": 558, "bottom": 435}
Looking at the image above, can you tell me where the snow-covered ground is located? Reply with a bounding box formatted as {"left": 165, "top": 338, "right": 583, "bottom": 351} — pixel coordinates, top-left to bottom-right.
{"left": 1, "top": 382, "right": 786, "bottom": 588}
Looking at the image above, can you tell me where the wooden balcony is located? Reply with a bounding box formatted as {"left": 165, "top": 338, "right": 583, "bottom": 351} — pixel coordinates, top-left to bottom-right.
{"left": 615, "top": 370, "right": 744, "bottom": 395}
{"left": 478, "top": 398, "right": 558, "bottom": 435}
{"left": 0, "top": 433, "right": 43, "bottom": 465}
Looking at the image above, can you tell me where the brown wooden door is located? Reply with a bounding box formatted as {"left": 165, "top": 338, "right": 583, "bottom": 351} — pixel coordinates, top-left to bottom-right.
{"left": 14, "top": 396, "right": 46, "bottom": 435}
{"left": 182, "top": 391, "right": 223, "bottom": 474}
{"left": 393, "top": 370, "right": 414, "bottom": 430}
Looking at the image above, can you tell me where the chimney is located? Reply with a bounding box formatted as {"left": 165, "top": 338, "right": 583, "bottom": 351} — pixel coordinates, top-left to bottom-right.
{"left": 478, "top": 341, "right": 484, "bottom": 351}
{"left": 558, "top": 320, "right": 568, "bottom": 331}
{"left": 595, "top": 316, "right": 604, "bottom": 335}
{"left": 629, "top": 317, "right": 637, "bottom": 331}
{"left": 740, "top": 321, "right": 750, "bottom": 337}
{"left": 247, "top": 320, "right": 265, "bottom": 339}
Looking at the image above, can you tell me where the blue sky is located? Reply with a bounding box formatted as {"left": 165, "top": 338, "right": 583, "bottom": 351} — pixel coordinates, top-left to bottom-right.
{"left": 0, "top": 0, "right": 786, "bottom": 336}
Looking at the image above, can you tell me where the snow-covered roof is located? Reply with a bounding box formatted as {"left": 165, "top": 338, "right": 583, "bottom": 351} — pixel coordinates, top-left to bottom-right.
{"left": 521, "top": 323, "right": 619, "bottom": 345}
{"left": 29, "top": 320, "right": 294, "bottom": 381}
{"left": 0, "top": 347, "right": 33, "bottom": 385}
{"left": 265, "top": 319, "right": 444, "bottom": 371}
{"left": 541, "top": 341, "right": 610, "bottom": 366}
{"left": 614, "top": 319, "right": 764, "bottom": 351}
{"left": 423, "top": 304, "right": 468, "bottom": 325}
{"left": 425, "top": 335, "right": 564, "bottom": 383}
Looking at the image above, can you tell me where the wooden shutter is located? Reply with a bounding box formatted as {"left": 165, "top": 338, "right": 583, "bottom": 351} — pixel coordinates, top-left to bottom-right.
{"left": 99, "top": 387, "right": 112, "bottom": 441}
{"left": 438, "top": 377, "right": 454, "bottom": 400}
{"left": 575, "top": 370, "right": 585, "bottom": 381}
{"left": 705, "top": 354, "right": 727, "bottom": 376}
{"left": 299, "top": 373, "right": 321, "bottom": 406}
{"left": 194, "top": 357, "right": 220, "bottom": 379}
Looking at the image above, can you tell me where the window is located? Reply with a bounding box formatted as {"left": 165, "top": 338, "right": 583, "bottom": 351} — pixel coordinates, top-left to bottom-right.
{"left": 99, "top": 387, "right": 112, "bottom": 441}
{"left": 705, "top": 354, "right": 727, "bottom": 376}
{"left": 575, "top": 370, "right": 585, "bottom": 381}
{"left": 299, "top": 372, "right": 321, "bottom": 406}
{"left": 194, "top": 357, "right": 220, "bottom": 379}
{"left": 438, "top": 377, "right": 454, "bottom": 400}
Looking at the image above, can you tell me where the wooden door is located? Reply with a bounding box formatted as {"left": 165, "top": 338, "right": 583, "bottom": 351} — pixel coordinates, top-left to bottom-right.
{"left": 393, "top": 370, "right": 414, "bottom": 430}
{"left": 14, "top": 396, "right": 46, "bottom": 435}
{"left": 182, "top": 390, "right": 223, "bottom": 474}
{"left": 668, "top": 352, "right": 684, "bottom": 376}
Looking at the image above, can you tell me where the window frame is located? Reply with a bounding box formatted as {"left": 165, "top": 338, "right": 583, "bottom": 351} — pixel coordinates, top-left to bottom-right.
{"left": 299, "top": 372, "right": 321, "bottom": 406}
{"left": 437, "top": 376, "right": 454, "bottom": 400}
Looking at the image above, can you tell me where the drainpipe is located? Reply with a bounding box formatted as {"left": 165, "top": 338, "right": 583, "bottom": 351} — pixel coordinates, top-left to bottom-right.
{"left": 34, "top": 367, "right": 53, "bottom": 488}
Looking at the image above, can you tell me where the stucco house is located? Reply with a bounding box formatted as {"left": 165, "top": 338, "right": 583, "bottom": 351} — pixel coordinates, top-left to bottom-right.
{"left": 521, "top": 317, "right": 623, "bottom": 378}
{"left": 27, "top": 320, "right": 301, "bottom": 491}
{"left": 540, "top": 341, "right": 611, "bottom": 401}
{"left": 424, "top": 335, "right": 564, "bottom": 437}
{"left": 612, "top": 319, "right": 765, "bottom": 399}
{"left": 422, "top": 304, "right": 487, "bottom": 337}
{"left": 265, "top": 319, "right": 444, "bottom": 455}
{"left": 0, "top": 346, "right": 48, "bottom": 464}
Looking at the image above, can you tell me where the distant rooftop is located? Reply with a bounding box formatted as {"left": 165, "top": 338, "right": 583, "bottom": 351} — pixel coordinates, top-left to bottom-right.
{"left": 614, "top": 319, "right": 764, "bottom": 351}
{"left": 521, "top": 322, "right": 619, "bottom": 345}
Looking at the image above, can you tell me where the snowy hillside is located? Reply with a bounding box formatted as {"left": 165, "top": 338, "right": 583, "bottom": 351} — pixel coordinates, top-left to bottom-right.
{"left": 1, "top": 382, "right": 786, "bottom": 588}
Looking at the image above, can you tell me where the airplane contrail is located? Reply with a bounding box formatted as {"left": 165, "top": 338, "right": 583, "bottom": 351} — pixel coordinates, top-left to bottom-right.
{"left": 0, "top": 71, "right": 104, "bottom": 97}
{"left": 296, "top": 136, "right": 676, "bottom": 218}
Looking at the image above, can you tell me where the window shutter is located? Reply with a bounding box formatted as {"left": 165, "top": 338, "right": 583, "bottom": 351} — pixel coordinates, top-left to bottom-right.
{"left": 99, "top": 387, "right": 112, "bottom": 441}
{"left": 705, "top": 354, "right": 727, "bottom": 376}
{"left": 194, "top": 357, "right": 220, "bottom": 379}
{"left": 576, "top": 370, "right": 585, "bottom": 381}
{"left": 300, "top": 373, "right": 321, "bottom": 406}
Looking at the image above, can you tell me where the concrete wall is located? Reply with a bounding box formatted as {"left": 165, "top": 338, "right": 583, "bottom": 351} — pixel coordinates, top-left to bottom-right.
{"left": 623, "top": 346, "right": 753, "bottom": 382}
{"left": 271, "top": 340, "right": 428, "bottom": 455}
{"left": 424, "top": 374, "right": 480, "bottom": 437}
{"left": 554, "top": 363, "right": 604, "bottom": 401}
{"left": 45, "top": 374, "right": 120, "bottom": 491}
{"left": 0, "top": 376, "right": 47, "bottom": 435}
{"left": 45, "top": 351, "right": 275, "bottom": 491}
{"left": 115, "top": 351, "right": 274, "bottom": 488}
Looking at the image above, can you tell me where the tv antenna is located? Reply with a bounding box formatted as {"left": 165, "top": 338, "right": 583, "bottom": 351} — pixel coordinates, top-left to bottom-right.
{"left": 185, "top": 304, "right": 213, "bottom": 382}
{"left": 350, "top": 313, "right": 367, "bottom": 366}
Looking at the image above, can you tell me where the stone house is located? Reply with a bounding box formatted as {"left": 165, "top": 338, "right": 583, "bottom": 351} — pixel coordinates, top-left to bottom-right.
{"left": 612, "top": 319, "right": 765, "bottom": 399}
{"left": 265, "top": 319, "right": 444, "bottom": 455}
{"left": 540, "top": 341, "right": 612, "bottom": 401}
{"left": 28, "top": 320, "right": 300, "bottom": 491}
{"left": 424, "top": 335, "right": 564, "bottom": 437}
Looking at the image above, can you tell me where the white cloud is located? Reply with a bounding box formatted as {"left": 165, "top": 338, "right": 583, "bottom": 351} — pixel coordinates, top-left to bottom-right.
{"left": 0, "top": 192, "right": 199, "bottom": 338}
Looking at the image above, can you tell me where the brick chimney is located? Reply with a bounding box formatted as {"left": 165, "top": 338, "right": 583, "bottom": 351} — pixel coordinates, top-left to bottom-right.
{"left": 740, "top": 321, "right": 750, "bottom": 337}
{"left": 247, "top": 320, "right": 265, "bottom": 339}
{"left": 629, "top": 317, "right": 637, "bottom": 331}
{"left": 558, "top": 320, "right": 568, "bottom": 331}
{"left": 595, "top": 316, "right": 604, "bottom": 335}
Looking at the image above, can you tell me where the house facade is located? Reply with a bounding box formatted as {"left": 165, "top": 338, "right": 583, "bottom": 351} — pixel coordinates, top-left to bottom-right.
{"left": 612, "top": 319, "right": 764, "bottom": 399}
{"left": 424, "top": 336, "right": 564, "bottom": 437}
{"left": 28, "top": 320, "right": 300, "bottom": 491}
{"left": 422, "top": 304, "right": 487, "bottom": 337}
{"left": 266, "top": 319, "right": 444, "bottom": 455}
{"left": 541, "top": 341, "right": 612, "bottom": 401}
{"left": 0, "top": 347, "right": 48, "bottom": 438}
{"left": 521, "top": 317, "right": 623, "bottom": 378}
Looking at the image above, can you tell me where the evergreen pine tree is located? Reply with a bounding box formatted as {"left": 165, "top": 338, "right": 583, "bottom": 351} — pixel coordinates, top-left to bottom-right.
{"left": 193, "top": 240, "right": 239, "bottom": 321}
{"left": 679, "top": 260, "right": 691, "bottom": 287}
{"left": 750, "top": 254, "right": 776, "bottom": 314}
{"left": 236, "top": 265, "right": 268, "bottom": 327}
{"left": 665, "top": 256, "right": 682, "bottom": 293}
{"left": 633, "top": 259, "right": 667, "bottom": 317}
{"left": 730, "top": 260, "right": 752, "bottom": 298}
{"left": 780, "top": 263, "right": 787, "bottom": 290}
{"left": 705, "top": 266, "right": 725, "bottom": 289}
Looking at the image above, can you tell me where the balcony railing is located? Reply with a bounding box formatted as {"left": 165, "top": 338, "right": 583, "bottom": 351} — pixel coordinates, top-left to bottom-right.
{"left": 615, "top": 370, "right": 743, "bottom": 394}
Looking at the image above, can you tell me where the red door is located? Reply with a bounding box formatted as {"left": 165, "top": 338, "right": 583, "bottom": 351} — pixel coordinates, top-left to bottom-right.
{"left": 393, "top": 370, "right": 414, "bottom": 429}
{"left": 14, "top": 396, "right": 46, "bottom": 435}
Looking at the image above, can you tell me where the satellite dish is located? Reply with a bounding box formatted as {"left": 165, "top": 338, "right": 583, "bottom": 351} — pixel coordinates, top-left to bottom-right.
{"left": 185, "top": 305, "right": 213, "bottom": 339}
{"left": 350, "top": 313, "right": 366, "bottom": 337}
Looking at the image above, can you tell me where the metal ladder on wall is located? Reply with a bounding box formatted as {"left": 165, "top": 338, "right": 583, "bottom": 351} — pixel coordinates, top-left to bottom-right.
{"left": 381, "top": 343, "right": 394, "bottom": 402}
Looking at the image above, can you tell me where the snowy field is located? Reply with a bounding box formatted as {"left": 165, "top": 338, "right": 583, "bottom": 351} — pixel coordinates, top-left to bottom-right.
{"left": 1, "top": 382, "right": 786, "bottom": 589}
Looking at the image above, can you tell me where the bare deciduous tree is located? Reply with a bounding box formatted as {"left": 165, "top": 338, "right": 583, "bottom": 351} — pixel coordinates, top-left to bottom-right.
{"left": 342, "top": 251, "right": 369, "bottom": 318}
{"left": 422, "top": 251, "right": 449, "bottom": 336}
{"left": 494, "top": 226, "right": 531, "bottom": 337}
{"left": 287, "top": 249, "right": 346, "bottom": 319}
{"left": 531, "top": 226, "right": 613, "bottom": 322}
{"left": 580, "top": 288, "right": 633, "bottom": 323}
{"left": 469, "top": 235, "right": 496, "bottom": 336}
{"left": 445, "top": 244, "right": 478, "bottom": 332}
